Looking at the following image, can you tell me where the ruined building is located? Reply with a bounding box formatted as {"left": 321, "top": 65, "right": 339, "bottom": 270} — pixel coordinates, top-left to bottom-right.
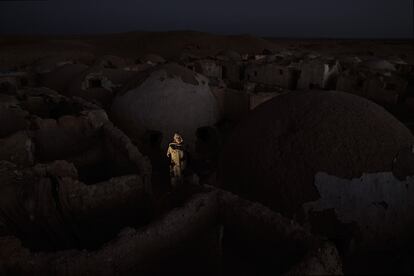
{"left": 0, "top": 43, "right": 413, "bottom": 275}
{"left": 297, "top": 58, "right": 341, "bottom": 90}
{"left": 244, "top": 63, "right": 300, "bottom": 90}
{"left": 65, "top": 66, "right": 136, "bottom": 107}
{"left": 111, "top": 63, "right": 220, "bottom": 150}
{"left": 0, "top": 183, "right": 343, "bottom": 275}
{"left": 219, "top": 90, "right": 414, "bottom": 274}
{"left": 0, "top": 87, "right": 151, "bottom": 186}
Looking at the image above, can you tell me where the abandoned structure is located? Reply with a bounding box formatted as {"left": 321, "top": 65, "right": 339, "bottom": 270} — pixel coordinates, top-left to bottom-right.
{"left": 65, "top": 66, "right": 136, "bottom": 107}
{"left": 111, "top": 63, "right": 220, "bottom": 150}
{"left": 0, "top": 183, "right": 343, "bottom": 275}
{"left": 0, "top": 86, "right": 155, "bottom": 257}
{"left": 336, "top": 69, "right": 408, "bottom": 105}
{"left": 194, "top": 59, "right": 223, "bottom": 80}
{"left": 0, "top": 87, "right": 151, "bottom": 189}
{"left": 0, "top": 34, "right": 413, "bottom": 275}
{"left": 361, "top": 58, "right": 397, "bottom": 72}
{"left": 93, "top": 55, "right": 129, "bottom": 69}
{"left": 31, "top": 56, "right": 74, "bottom": 75}
{"left": 41, "top": 63, "right": 89, "bottom": 95}
{"left": 363, "top": 73, "right": 408, "bottom": 105}
{"left": 389, "top": 57, "right": 413, "bottom": 75}
{"left": 215, "top": 50, "right": 244, "bottom": 84}
{"left": 244, "top": 63, "right": 300, "bottom": 90}
{"left": 139, "top": 54, "right": 166, "bottom": 65}
{"left": 297, "top": 58, "right": 341, "bottom": 90}
{"left": 219, "top": 90, "right": 414, "bottom": 274}
{"left": 0, "top": 71, "right": 34, "bottom": 94}
{"left": 215, "top": 50, "right": 242, "bottom": 63}
{"left": 0, "top": 159, "right": 151, "bottom": 251}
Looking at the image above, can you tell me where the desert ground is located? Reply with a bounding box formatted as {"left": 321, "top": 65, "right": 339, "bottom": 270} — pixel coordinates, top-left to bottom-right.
{"left": 0, "top": 31, "right": 413, "bottom": 275}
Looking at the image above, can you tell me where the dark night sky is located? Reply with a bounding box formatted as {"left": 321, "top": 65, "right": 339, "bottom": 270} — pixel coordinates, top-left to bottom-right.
{"left": 0, "top": 0, "right": 413, "bottom": 38}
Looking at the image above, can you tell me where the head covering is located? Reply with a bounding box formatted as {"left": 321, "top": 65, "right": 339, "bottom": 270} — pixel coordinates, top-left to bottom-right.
{"left": 173, "top": 133, "right": 183, "bottom": 144}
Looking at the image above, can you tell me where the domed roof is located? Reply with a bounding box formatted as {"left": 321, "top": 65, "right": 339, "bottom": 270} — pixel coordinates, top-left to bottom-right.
{"left": 362, "top": 59, "right": 397, "bottom": 71}
{"left": 32, "top": 56, "right": 73, "bottom": 74}
{"left": 42, "top": 64, "right": 89, "bottom": 94}
{"left": 111, "top": 63, "right": 220, "bottom": 148}
{"left": 219, "top": 90, "right": 414, "bottom": 253}
{"left": 65, "top": 65, "right": 135, "bottom": 106}
{"left": 93, "top": 55, "right": 128, "bottom": 69}
{"left": 139, "top": 54, "right": 166, "bottom": 65}
{"left": 216, "top": 50, "right": 242, "bottom": 62}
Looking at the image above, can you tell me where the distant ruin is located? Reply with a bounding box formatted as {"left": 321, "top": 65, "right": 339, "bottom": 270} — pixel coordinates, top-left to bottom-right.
{"left": 0, "top": 32, "right": 413, "bottom": 275}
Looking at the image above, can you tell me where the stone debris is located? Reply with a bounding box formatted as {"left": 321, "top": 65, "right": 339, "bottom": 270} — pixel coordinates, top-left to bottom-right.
{"left": 0, "top": 186, "right": 343, "bottom": 275}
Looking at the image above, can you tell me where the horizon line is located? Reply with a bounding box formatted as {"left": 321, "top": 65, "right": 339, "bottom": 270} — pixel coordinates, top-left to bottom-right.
{"left": 0, "top": 30, "right": 413, "bottom": 41}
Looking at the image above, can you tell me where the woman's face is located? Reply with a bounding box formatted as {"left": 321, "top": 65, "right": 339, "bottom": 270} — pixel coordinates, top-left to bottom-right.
{"left": 174, "top": 134, "right": 183, "bottom": 144}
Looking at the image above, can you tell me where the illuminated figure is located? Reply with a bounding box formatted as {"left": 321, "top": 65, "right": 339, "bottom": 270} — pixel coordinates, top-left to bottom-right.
{"left": 167, "top": 133, "right": 186, "bottom": 187}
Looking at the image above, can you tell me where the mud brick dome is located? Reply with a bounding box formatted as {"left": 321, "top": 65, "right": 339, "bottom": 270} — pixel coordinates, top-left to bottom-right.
{"left": 219, "top": 90, "right": 414, "bottom": 254}
{"left": 111, "top": 63, "right": 220, "bottom": 148}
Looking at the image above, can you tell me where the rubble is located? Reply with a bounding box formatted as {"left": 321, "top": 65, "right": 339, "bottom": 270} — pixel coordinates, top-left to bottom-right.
{"left": 0, "top": 131, "right": 34, "bottom": 167}
{"left": 0, "top": 186, "right": 343, "bottom": 275}
{"left": 0, "top": 88, "right": 152, "bottom": 191}
{"left": 0, "top": 160, "right": 150, "bottom": 252}
{"left": 0, "top": 37, "right": 413, "bottom": 275}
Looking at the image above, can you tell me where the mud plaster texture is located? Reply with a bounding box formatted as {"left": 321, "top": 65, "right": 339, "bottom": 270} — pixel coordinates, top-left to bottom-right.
{"left": 219, "top": 90, "right": 414, "bottom": 257}
{"left": 0, "top": 187, "right": 343, "bottom": 275}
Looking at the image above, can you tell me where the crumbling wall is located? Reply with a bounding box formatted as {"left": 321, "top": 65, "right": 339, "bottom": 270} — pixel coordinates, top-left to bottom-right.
{"left": 0, "top": 89, "right": 152, "bottom": 191}
{"left": 0, "top": 131, "right": 34, "bottom": 167}
{"left": 81, "top": 72, "right": 115, "bottom": 91}
{"left": 0, "top": 73, "right": 33, "bottom": 91}
{"left": 66, "top": 67, "right": 136, "bottom": 107}
{"left": 322, "top": 61, "right": 341, "bottom": 90}
{"left": 103, "top": 123, "right": 152, "bottom": 193}
{"left": 0, "top": 161, "right": 79, "bottom": 251}
{"left": 218, "top": 191, "right": 342, "bottom": 275}
{"left": 0, "top": 187, "right": 343, "bottom": 275}
{"left": 33, "top": 115, "right": 151, "bottom": 188}
{"left": 34, "top": 116, "right": 98, "bottom": 162}
{"left": 0, "top": 160, "right": 150, "bottom": 252}
{"left": 219, "top": 90, "right": 414, "bottom": 273}
{"left": 0, "top": 190, "right": 220, "bottom": 275}
{"left": 245, "top": 63, "right": 299, "bottom": 90}
{"left": 221, "top": 61, "right": 242, "bottom": 83}
{"left": 58, "top": 174, "right": 150, "bottom": 249}
{"left": 297, "top": 61, "right": 326, "bottom": 90}
{"left": 363, "top": 75, "right": 408, "bottom": 105}
{"left": 303, "top": 171, "right": 414, "bottom": 253}
{"left": 336, "top": 67, "right": 408, "bottom": 106}
{"left": 0, "top": 104, "right": 33, "bottom": 167}
{"left": 0, "top": 105, "right": 29, "bottom": 138}
{"left": 195, "top": 59, "right": 222, "bottom": 79}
